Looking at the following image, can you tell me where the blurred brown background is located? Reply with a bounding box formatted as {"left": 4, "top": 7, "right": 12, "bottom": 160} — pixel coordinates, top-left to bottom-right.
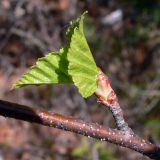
{"left": 0, "top": 0, "right": 160, "bottom": 159}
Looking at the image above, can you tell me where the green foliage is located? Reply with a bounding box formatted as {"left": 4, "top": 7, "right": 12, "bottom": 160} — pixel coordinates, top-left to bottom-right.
{"left": 68, "top": 12, "right": 98, "bottom": 97}
{"left": 99, "top": 147, "right": 116, "bottom": 160}
{"left": 12, "top": 12, "right": 98, "bottom": 98}
{"left": 12, "top": 47, "right": 72, "bottom": 88}
{"left": 145, "top": 118, "right": 160, "bottom": 137}
{"left": 72, "top": 141, "right": 116, "bottom": 160}
{"left": 95, "top": 142, "right": 116, "bottom": 160}
{"left": 72, "top": 143, "right": 89, "bottom": 158}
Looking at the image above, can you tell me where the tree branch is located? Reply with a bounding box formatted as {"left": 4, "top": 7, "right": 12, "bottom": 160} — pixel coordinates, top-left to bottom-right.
{"left": 0, "top": 100, "right": 160, "bottom": 159}
{"left": 95, "top": 69, "right": 133, "bottom": 133}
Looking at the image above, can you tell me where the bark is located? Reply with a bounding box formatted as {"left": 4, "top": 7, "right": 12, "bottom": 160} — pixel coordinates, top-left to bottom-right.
{"left": 0, "top": 99, "right": 160, "bottom": 159}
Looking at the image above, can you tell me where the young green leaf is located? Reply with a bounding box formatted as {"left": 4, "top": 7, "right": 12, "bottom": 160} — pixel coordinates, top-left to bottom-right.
{"left": 12, "top": 47, "right": 73, "bottom": 89}
{"left": 12, "top": 12, "right": 98, "bottom": 98}
{"left": 67, "top": 12, "right": 98, "bottom": 97}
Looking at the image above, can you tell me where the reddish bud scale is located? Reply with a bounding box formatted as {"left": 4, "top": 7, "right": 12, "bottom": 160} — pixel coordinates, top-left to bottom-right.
{"left": 95, "top": 69, "right": 117, "bottom": 107}
{"left": 95, "top": 68, "right": 133, "bottom": 133}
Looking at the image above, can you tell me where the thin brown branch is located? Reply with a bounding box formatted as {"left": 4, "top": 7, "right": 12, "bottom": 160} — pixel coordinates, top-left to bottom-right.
{"left": 0, "top": 100, "right": 160, "bottom": 159}
{"left": 95, "top": 69, "right": 132, "bottom": 133}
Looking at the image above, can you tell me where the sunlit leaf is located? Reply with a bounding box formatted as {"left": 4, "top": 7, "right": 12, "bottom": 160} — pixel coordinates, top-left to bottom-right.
{"left": 12, "top": 12, "right": 98, "bottom": 98}
{"left": 12, "top": 47, "right": 72, "bottom": 89}
{"left": 67, "top": 12, "right": 98, "bottom": 97}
